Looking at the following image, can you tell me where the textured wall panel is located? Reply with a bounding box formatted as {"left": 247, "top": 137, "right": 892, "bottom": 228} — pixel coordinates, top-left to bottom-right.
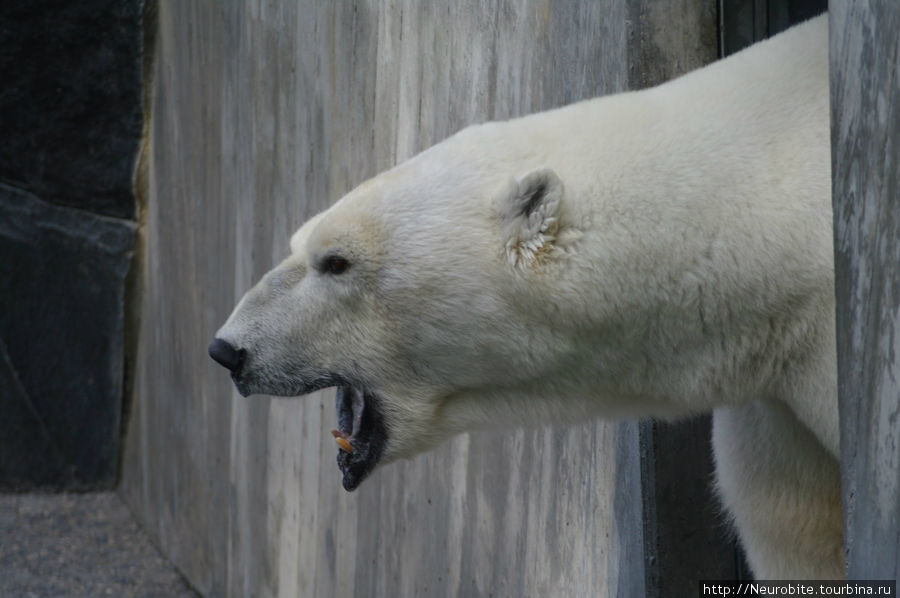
{"left": 831, "top": 2, "right": 900, "bottom": 580}
{"left": 120, "top": 2, "right": 723, "bottom": 596}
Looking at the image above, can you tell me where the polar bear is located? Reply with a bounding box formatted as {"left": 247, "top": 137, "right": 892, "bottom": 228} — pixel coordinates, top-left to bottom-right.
{"left": 210, "top": 15, "right": 841, "bottom": 580}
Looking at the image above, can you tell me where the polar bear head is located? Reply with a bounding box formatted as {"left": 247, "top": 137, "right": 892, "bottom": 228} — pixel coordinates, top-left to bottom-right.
{"left": 211, "top": 126, "right": 583, "bottom": 490}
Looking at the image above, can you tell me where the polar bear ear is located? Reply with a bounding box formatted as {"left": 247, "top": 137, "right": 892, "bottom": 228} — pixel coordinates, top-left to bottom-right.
{"left": 499, "top": 168, "right": 564, "bottom": 268}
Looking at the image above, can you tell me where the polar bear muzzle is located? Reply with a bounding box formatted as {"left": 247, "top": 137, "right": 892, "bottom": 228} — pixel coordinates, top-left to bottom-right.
{"left": 208, "top": 337, "right": 389, "bottom": 490}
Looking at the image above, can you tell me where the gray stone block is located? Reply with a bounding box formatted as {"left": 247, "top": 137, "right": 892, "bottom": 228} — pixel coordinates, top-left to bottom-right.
{"left": 0, "top": 184, "right": 135, "bottom": 489}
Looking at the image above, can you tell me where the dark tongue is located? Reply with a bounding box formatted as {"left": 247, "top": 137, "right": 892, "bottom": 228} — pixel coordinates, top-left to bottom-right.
{"left": 336, "top": 384, "right": 365, "bottom": 436}
{"left": 335, "top": 386, "right": 388, "bottom": 491}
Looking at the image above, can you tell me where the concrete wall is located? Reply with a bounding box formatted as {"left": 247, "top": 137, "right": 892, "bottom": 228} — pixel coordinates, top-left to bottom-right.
{"left": 831, "top": 2, "right": 900, "bottom": 580}
{"left": 121, "top": 2, "right": 720, "bottom": 596}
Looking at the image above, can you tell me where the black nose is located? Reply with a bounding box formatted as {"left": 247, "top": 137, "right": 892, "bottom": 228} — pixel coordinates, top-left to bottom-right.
{"left": 208, "top": 338, "right": 245, "bottom": 372}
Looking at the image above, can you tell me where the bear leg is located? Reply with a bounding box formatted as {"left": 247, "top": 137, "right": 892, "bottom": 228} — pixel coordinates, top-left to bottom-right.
{"left": 712, "top": 400, "right": 844, "bottom": 579}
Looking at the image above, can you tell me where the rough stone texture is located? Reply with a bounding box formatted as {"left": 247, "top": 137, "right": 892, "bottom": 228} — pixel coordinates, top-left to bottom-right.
{"left": 0, "top": 0, "right": 144, "bottom": 489}
{"left": 0, "top": 0, "right": 144, "bottom": 220}
{"left": 0, "top": 492, "right": 198, "bottom": 597}
{"left": 0, "top": 184, "right": 135, "bottom": 489}
{"left": 120, "top": 2, "right": 729, "bottom": 596}
{"left": 831, "top": 2, "right": 900, "bottom": 580}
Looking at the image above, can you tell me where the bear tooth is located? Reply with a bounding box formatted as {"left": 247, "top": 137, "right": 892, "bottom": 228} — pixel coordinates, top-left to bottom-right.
{"left": 335, "top": 437, "right": 354, "bottom": 453}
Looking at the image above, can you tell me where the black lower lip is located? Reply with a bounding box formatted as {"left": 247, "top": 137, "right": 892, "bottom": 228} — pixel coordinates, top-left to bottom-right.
{"left": 230, "top": 370, "right": 343, "bottom": 399}
{"left": 226, "top": 375, "right": 386, "bottom": 489}
{"left": 230, "top": 373, "right": 252, "bottom": 397}
{"left": 336, "top": 386, "right": 387, "bottom": 491}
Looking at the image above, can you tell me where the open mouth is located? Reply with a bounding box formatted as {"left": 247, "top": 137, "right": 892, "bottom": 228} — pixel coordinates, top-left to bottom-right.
{"left": 331, "top": 385, "right": 388, "bottom": 491}
{"left": 220, "top": 359, "right": 387, "bottom": 491}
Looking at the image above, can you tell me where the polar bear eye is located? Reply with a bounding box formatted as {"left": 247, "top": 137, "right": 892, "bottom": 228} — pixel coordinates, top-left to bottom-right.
{"left": 320, "top": 254, "right": 350, "bottom": 275}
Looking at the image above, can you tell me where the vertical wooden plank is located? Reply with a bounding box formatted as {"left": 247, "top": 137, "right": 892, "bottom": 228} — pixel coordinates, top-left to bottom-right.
{"left": 628, "top": 0, "right": 718, "bottom": 90}
{"left": 831, "top": 2, "right": 900, "bottom": 580}
{"left": 612, "top": 421, "right": 648, "bottom": 598}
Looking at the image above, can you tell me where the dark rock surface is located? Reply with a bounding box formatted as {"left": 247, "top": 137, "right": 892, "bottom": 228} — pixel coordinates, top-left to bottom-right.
{"left": 0, "top": 0, "right": 144, "bottom": 219}
{"left": 0, "top": 0, "right": 144, "bottom": 489}
{"left": 0, "top": 492, "right": 198, "bottom": 597}
{"left": 0, "top": 184, "right": 135, "bottom": 489}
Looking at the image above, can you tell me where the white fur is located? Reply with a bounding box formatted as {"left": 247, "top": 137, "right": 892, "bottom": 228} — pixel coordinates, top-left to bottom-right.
{"left": 217, "top": 16, "right": 840, "bottom": 579}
